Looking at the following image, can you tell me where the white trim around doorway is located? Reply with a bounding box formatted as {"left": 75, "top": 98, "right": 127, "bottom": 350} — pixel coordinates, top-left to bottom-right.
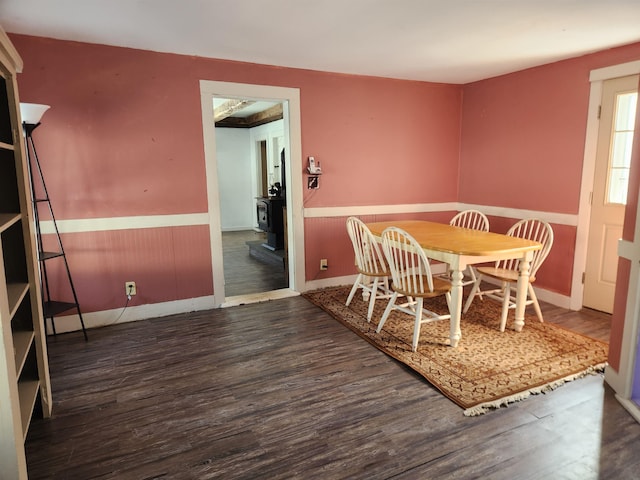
{"left": 199, "top": 80, "right": 305, "bottom": 307}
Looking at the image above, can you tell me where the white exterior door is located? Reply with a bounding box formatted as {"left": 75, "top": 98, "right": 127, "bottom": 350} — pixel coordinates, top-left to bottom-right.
{"left": 584, "top": 75, "right": 638, "bottom": 312}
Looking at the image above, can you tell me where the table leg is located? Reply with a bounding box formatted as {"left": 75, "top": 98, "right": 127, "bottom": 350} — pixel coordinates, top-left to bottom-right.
{"left": 449, "top": 268, "right": 463, "bottom": 347}
{"left": 514, "top": 253, "right": 533, "bottom": 332}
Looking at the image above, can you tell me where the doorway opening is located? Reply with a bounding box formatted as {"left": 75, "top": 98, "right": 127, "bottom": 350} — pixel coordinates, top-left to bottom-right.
{"left": 199, "top": 81, "right": 305, "bottom": 307}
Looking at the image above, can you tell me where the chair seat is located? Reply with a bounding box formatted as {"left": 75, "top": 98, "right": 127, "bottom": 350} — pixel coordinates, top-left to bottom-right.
{"left": 357, "top": 265, "right": 390, "bottom": 278}
{"left": 476, "top": 266, "right": 537, "bottom": 284}
{"left": 359, "top": 270, "right": 390, "bottom": 278}
{"left": 394, "top": 275, "right": 451, "bottom": 298}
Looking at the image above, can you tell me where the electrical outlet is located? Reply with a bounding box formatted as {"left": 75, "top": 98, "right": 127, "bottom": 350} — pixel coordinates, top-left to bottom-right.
{"left": 320, "top": 259, "right": 328, "bottom": 271}
{"left": 307, "top": 176, "right": 320, "bottom": 189}
{"left": 125, "top": 281, "right": 137, "bottom": 296}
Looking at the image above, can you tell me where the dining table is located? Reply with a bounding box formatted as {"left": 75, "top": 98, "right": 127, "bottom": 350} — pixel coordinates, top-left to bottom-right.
{"left": 366, "top": 220, "right": 543, "bottom": 347}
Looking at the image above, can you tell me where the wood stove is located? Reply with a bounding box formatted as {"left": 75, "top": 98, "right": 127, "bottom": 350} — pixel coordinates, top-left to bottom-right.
{"left": 256, "top": 196, "right": 285, "bottom": 250}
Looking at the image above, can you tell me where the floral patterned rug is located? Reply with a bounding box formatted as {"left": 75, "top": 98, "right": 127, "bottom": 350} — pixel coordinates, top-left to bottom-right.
{"left": 303, "top": 285, "right": 609, "bottom": 415}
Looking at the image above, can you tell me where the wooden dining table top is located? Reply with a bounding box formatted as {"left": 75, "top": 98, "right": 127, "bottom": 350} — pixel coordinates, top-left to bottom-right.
{"left": 366, "top": 220, "right": 542, "bottom": 257}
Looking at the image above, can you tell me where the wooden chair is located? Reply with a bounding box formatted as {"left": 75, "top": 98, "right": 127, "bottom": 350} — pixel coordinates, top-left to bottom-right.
{"left": 345, "top": 217, "right": 392, "bottom": 322}
{"left": 450, "top": 209, "right": 489, "bottom": 232}
{"left": 376, "top": 227, "right": 452, "bottom": 351}
{"left": 438, "top": 209, "right": 490, "bottom": 287}
{"left": 463, "top": 218, "right": 554, "bottom": 332}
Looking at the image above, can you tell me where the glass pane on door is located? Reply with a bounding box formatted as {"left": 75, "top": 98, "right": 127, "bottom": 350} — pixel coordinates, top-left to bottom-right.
{"left": 607, "top": 92, "right": 637, "bottom": 205}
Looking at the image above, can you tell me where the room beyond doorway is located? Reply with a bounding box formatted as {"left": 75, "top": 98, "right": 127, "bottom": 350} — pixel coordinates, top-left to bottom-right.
{"left": 214, "top": 100, "right": 289, "bottom": 299}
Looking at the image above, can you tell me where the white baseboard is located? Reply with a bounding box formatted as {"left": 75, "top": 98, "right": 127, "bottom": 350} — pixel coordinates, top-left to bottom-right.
{"left": 45, "top": 295, "right": 216, "bottom": 335}
{"left": 604, "top": 364, "right": 627, "bottom": 396}
{"left": 304, "top": 274, "right": 355, "bottom": 291}
{"left": 221, "top": 288, "right": 299, "bottom": 307}
{"left": 50, "top": 273, "right": 572, "bottom": 335}
{"left": 47, "top": 289, "right": 303, "bottom": 335}
{"left": 615, "top": 395, "right": 640, "bottom": 424}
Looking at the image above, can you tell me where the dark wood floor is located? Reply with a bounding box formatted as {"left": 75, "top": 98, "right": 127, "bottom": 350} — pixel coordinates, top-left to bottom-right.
{"left": 222, "top": 230, "right": 288, "bottom": 297}
{"left": 24, "top": 293, "right": 640, "bottom": 479}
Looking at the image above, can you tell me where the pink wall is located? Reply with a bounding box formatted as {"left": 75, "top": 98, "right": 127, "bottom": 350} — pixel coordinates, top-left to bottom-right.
{"left": 460, "top": 66, "right": 587, "bottom": 214}
{"left": 460, "top": 42, "right": 640, "bottom": 298}
{"left": 300, "top": 77, "right": 462, "bottom": 207}
{"left": 10, "top": 34, "right": 463, "bottom": 312}
{"left": 41, "top": 227, "right": 213, "bottom": 312}
{"left": 15, "top": 38, "right": 209, "bottom": 219}
{"left": 12, "top": 35, "right": 463, "bottom": 216}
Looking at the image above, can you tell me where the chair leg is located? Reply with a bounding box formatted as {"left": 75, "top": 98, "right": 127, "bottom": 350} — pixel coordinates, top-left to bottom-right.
{"left": 346, "top": 274, "right": 363, "bottom": 306}
{"left": 528, "top": 283, "right": 544, "bottom": 323}
{"left": 412, "top": 297, "right": 424, "bottom": 352}
{"left": 362, "top": 288, "right": 371, "bottom": 302}
{"left": 463, "top": 274, "right": 482, "bottom": 313}
{"left": 499, "top": 281, "right": 510, "bottom": 332}
{"left": 377, "top": 292, "right": 397, "bottom": 333}
{"left": 366, "top": 277, "right": 380, "bottom": 322}
{"left": 467, "top": 266, "right": 478, "bottom": 284}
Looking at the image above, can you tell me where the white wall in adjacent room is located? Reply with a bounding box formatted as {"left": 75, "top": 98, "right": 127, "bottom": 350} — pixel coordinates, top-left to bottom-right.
{"left": 215, "top": 127, "right": 254, "bottom": 230}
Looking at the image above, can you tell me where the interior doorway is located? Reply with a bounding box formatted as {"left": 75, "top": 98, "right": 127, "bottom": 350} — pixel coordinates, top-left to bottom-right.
{"left": 199, "top": 81, "right": 305, "bottom": 307}
{"left": 215, "top": 108, "right": 290, "bottom": 297}
{"left": 584, "top": 75, "right": 638, "bottom": 313}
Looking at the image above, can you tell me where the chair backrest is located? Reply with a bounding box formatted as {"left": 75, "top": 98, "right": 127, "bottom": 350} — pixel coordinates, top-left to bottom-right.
{"left": 450, "top": 209, "right": 489, "bottom": 232}
{"left": 381, "top": 227, "right": 436, "bottom": 295}
{"left": 346, "top": 217, "right": 388, "bottom": 276}
{"left": 497, "top": 218, "right": 554, "bottom": 278}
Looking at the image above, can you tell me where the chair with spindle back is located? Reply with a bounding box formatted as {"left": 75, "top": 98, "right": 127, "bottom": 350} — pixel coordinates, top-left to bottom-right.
{"left": 463, "top": 218, "right": 554, "bottom": 332}
{"left": 376, "top": 227, "right": 452, "bottom": 351}
{"left": 438, "top": 209, "right": 490, "bottom": 288}
{"left": 345, "top": 217, "right": 392, "bottom": 322}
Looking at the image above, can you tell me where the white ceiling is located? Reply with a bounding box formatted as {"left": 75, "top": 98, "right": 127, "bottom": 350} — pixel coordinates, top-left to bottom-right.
{"left": 2, "top": 0, "right": 640, "bottom": 84}
{"left": 213, "top": 98, "right": 279, "bottom": 118}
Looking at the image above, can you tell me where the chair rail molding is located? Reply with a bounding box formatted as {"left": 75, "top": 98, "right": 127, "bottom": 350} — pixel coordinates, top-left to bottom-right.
{"left": 303, "top": 203, "right": 577, "bottom": 227}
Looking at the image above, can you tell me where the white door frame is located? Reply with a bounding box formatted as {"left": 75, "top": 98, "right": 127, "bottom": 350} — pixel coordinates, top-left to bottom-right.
{"left": 573, "top": 60, "right": 640, "bottom": 310}
{"left": 199, "top": 80, "right": 305, "bottom": 307}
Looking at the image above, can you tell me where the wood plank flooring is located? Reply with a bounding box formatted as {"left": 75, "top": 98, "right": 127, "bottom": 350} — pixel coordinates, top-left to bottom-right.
{"left": 222, "top": 230, "right": 288, "bottom": 297}
{"left": 24, "top": 295, "right": 640, "bottom": 479}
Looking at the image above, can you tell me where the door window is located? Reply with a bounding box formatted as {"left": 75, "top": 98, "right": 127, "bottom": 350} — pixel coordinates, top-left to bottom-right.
{"left": 607, "top": 91, "right": 637, "bottom": 205}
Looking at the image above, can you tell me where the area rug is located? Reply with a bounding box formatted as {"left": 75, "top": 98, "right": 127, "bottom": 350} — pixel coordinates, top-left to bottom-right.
{"left": 303, "top": 285, "right": 609, "bottom": 416}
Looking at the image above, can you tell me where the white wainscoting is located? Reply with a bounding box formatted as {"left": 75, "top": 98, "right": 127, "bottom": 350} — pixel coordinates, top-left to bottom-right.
{"left": 39, "top": 201, "right": 577, "bottom": 333}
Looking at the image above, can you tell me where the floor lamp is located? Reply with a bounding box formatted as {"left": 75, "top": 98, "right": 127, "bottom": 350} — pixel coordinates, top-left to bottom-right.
{"left": 20, "top": 103, "right": 88, "bottom": 340}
